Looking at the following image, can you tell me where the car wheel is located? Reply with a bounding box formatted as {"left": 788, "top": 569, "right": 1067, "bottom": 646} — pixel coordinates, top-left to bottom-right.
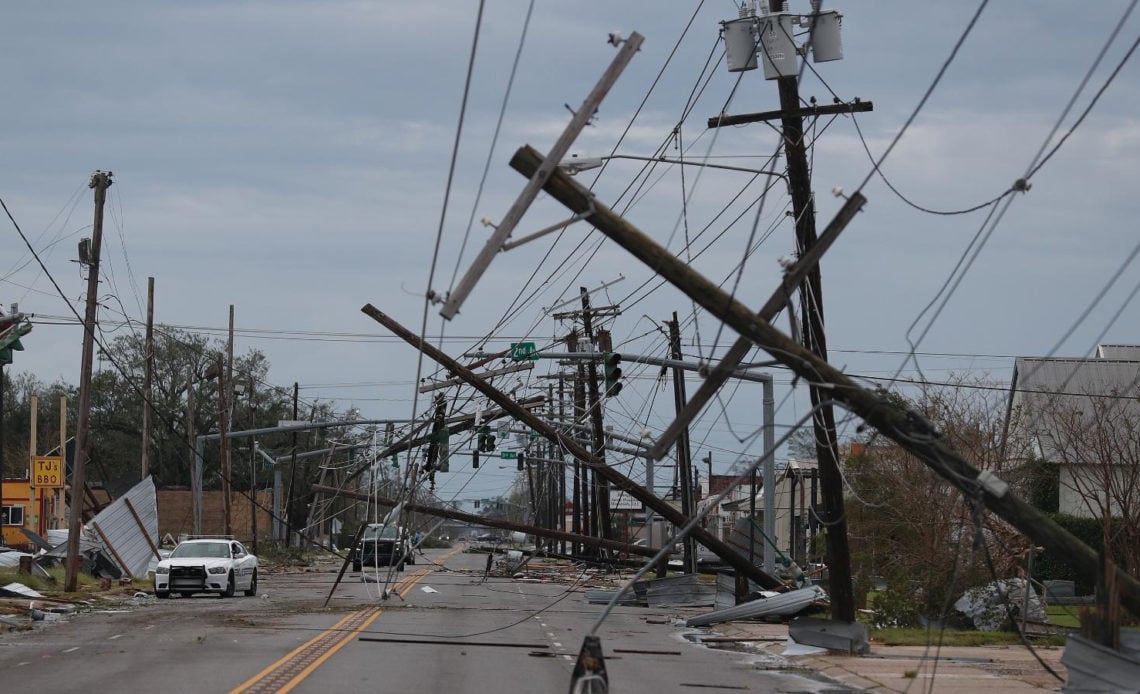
{"left": 155, "top": 590, "right": 170, "bottom": 599}
{"left": 397, "top": 560, "right": 405, "bottom": 572}
{"left": 244, "top": 570, "right": 258, "bottom": 597}
{"left": 353, "top": 561, "right": 361, "bottom": 572}
{"left": 221, "top": 571, "right": 236, "bottom": 598}
{"left": 406, "top": 553, "right": 415, "bottom": 566}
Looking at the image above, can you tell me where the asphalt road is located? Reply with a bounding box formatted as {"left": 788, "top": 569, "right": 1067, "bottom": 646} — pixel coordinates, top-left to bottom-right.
{"left": 0, "top": 547, "right": 847, "bottom": 692}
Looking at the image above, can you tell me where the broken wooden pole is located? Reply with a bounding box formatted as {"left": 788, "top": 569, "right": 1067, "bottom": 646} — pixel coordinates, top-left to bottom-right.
{"left": 508, "top": 143, "right": 1140, "bottom": 619}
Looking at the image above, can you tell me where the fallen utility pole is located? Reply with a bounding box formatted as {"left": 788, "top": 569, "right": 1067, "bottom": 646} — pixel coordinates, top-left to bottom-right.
{"left": 312, "top": 485, "right": 660, "bottom": 559}
{"left": 508, "top": 144, "right": 1140, "bottom": 619}
{"left": 361, "top": 305, "right": 783, "bottom": 589}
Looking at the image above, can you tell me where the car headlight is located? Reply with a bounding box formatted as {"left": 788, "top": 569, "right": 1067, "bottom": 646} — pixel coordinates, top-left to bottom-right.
{"left": 155, "top": 566, "right": 170, "bottom": 575}
{"left": 208, "top": 566, "right": 228, "bottom": 575}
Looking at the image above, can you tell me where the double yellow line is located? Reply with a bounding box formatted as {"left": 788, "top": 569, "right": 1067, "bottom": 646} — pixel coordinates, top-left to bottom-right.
{"left": 231, "top": 568, "right": 432, "bottom": 694}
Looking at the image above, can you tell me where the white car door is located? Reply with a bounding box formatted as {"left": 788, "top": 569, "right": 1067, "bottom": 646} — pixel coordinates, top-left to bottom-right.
{"left": 231, "top": 542, "right": 250, "bottom": 589}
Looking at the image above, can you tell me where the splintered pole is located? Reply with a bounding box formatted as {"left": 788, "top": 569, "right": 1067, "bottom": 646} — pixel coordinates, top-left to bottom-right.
{"left": 507, "top": 144, "right": 1140, "bottom": 619}
{"left": 360, "top": 305, "right": 783, "bottom": 589}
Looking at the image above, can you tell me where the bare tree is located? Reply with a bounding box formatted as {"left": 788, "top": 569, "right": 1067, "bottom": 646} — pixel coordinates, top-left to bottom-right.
{"left": 1028, "top": 386, "right": 1140, "bottom": 575}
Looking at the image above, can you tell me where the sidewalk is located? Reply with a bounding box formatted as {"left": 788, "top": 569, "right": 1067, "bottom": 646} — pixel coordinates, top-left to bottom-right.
{"left": 708, "top": 621, "right": 1066, "bottom": 692}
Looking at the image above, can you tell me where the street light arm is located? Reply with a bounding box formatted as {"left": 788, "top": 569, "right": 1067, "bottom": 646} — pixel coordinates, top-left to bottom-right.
{"left": 562, "top": 154, "right": 787, "bottom": 182}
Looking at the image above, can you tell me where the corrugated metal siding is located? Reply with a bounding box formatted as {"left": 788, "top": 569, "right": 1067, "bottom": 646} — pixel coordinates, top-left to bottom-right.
{"left": 88, "top": 477, "right": 158, "bottom": 578}
{"left": 1012, "top": 357, "right": 1140, "bottom": 461}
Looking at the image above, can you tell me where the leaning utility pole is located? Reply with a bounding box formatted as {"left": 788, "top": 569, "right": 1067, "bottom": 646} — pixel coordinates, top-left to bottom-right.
{"left": 509, "top": 143, "right": 1140, "bottom": 618}
{"left": 140, "top": 277, "right": 155, "bottom": 479}
{"left": 65, "top": 170, "right": 112, "bottom": 592}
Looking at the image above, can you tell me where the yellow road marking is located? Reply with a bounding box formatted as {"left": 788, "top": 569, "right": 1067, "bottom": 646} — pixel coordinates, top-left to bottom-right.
{"left": 229, "top": 610, "right": 363, "bottom": 694}
{"left": 230, "top": 566, "right": 437, "bottom": 693}
{"left": 272, "top": 608, "right": 385, "bottom": 694}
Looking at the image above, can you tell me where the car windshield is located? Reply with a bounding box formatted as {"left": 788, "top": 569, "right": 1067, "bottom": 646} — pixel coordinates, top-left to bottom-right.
{"left": 170, "top": 542, "right": 231, "bottom": 559}
{"left": 362, "top": 525, "right": 400, "bottom": 540}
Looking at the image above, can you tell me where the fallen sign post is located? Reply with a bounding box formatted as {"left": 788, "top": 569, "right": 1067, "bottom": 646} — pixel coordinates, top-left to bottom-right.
{"left": 360, "top": 304, "right": 784, "bottom": 590}
{"left": 508, "top": 144, "right": 1140, "bottom": 619}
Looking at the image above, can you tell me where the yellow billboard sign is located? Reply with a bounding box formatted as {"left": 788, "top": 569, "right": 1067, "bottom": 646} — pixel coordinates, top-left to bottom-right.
{"left": 32, "top": 456, "right": 64, "bottom": 488}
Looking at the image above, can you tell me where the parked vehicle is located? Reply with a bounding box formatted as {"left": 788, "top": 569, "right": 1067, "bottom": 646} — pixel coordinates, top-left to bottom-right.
{"left": 353, "top": 524, "right": 413, "bottom": 572}
{"left": 153, "top": 539, "right": 258, "bottom": 599}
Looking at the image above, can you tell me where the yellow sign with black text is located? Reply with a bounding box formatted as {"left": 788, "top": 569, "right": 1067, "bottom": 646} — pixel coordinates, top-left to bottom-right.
{"left": 32, "top": 456, "right": 64, "bottom": 488}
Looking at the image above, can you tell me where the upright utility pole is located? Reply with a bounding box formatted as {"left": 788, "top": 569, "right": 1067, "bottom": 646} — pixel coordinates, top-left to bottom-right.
{"left": 221, "top": 305, "right": 235, "bottom": 536}
{"left": 567, "top": 331, "right": 589, "bottom": 549}
{"left": 248, "top": 373, "right": 257, "bottom": 552}
{"left": 769, "top": 0, "right": 854, "bottom": 623}
{"left": 667, "top": 313, "right": 697, "bottom": 573}
{"left": 580, "top": 288, "right": 612, "bottom": 542}
{"left": 557, "top": 376, "right": 568, "bottom": 555}
{"left": 187, "top": 370, "right": 198, "bottom": 533}
{"left": 65, "top": 170, "right": 112, "bottom": 592}
{"left": 286, "top": 382, "right": 299, "bottom": 546}
{"left": 140, "top": 276, "right": 155, "bottom": 480}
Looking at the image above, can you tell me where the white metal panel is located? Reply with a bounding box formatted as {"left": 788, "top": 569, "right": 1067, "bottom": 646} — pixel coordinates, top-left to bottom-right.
{"left": 86, "top": 476, "right": 159, "bottom": 578}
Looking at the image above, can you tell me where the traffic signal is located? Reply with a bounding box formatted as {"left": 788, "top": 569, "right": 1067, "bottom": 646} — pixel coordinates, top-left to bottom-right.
{"left": 517, "top": 453, "right": 525, "bottom": 471}
{"left": 472, "top": 450, "right": 479, "bottom": 469}
{"left": 603, "top": 352, "right": 623, "bottom": 397}
{"left": 478, "top": 425, "right": 497, "bottom": 452}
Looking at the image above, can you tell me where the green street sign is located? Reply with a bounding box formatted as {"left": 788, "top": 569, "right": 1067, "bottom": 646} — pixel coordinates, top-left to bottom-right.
{"left": 509, "top": 342, "right": 539, "bottom": 362}
{"left": 499, "top": 451, "right": 518, "bottom": 460}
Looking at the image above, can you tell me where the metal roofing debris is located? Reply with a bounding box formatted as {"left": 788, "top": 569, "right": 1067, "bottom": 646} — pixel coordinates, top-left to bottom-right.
{"left": 18, "top": 528, "right": 53, "bottom": 552}
{"left": 645, "top": 574, "right": 717, "bottom": 608}
{"left": 84, "top": 476, "right": 160, "bottom": 578}
{"left": 1062, "top": 631, "right": 1140, "bottom": 693}
{"left": 788, "top": 616, "right": 869, "bottom": 655}
{"left": 1, "top": 582, "right": 44, "bottom": 599}
{"left": 685, "top": 585, "right": 827, "bottom": 627}
{"left": 0, "top": 551, "right": 33, "bottom": 568}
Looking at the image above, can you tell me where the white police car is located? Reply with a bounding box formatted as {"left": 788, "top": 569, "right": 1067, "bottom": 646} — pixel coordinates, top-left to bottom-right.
{"left": 153, "top": 538, "right": 258, "bottom": 599}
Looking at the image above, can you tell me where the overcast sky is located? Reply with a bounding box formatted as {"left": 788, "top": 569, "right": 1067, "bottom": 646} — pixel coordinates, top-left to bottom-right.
{"left": 4, "top": 1, "right": 1140, "bottom": 502}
